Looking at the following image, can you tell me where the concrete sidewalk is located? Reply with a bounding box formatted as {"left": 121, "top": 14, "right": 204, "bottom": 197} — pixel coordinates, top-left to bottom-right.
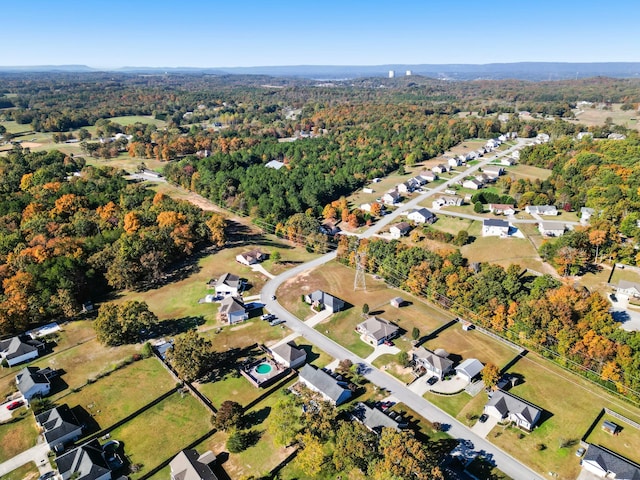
{"left": 0, "top": 441, "right": 51, "bottom": 477}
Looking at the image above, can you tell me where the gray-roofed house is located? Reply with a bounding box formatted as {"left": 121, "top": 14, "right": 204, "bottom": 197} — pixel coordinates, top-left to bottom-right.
{"left": 36, "top": 404, "right": 83, "bottom": 451}
{"left": 265, "top": 160, "right": 285, "bottom": 170}
{"left": 581, "top": 207, "right": 595, "bottom": 224}
{"left": 407, "top": 208, "right": 436, "bottom": 224}
{"left": 455, "top": 358, "right": 484, "bottom": 382}
{"left": 304, "top": 290, "right": 345, "bottom": 314}
{"left": 412, "top": 347, "right": 454, "bottom": 380}
{"left": 538, "top": 221, "right": 566, "bottom": 237}
{"left": 616, "top": 280, "right": 640, "bottom": 299}
{"left": 214, "top": 273, "right": 243, "bottom": 297}
{"left": 389, "top": 222, "right": 412, "bottom": 239}
{"left": 352, "top": 402, "right": 404, "bottom": 434}
{"left": 170, "top": 448, "right": 218, "bottom": 480}
{"left": 525, "top": 205, "right": 558, "bottom": 216}
{"left": 16, "top": 366, "right": 52, "bottom": 400}
{"left": 0, "top": 335, "right": 44, "bottom": 367}
{"left": 218, "top": 296, "right": 248, "bottom": 325}
{"left": 483, "top": 166, "right": 504, "bottom": 178}
{"left": 483, "top": 390, "right": 542, "bottom": 431}
{"left": 462, "top": 179, "right": 483, "bottom": 190}
{"left": 581, "top": 444, "right": 640, "bottom": 479}
{"left": 488, "top": 204, "right": 516, "bottom": 216}
{"left": 235, "top": 249, "right": 266, "bottom": 266}
{"left": 382, "top": 191, "right": 401, "bottom": 206}
{"left": 57, "top": 439, "right": 111, "bottom": 480}
{"left": 298, "top": 364, "right": 352, "bottom": 405}
{"left": 482, "top": 219, "right": 510, "bottom": 237}
{"left": 271, "top": 341, "right": 307, "bottom": 369}
{"left": 356, "top": 317, "right": 399, "bottom": 346}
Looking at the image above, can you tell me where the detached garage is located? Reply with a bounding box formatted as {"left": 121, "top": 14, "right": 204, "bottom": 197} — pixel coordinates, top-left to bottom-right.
{"left": 455, "top": 358, "right": 484, "bottom": 382}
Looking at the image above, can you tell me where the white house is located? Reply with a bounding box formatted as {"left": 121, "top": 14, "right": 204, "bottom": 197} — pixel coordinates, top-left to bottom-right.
{"left": 432, "top": 195, "right": 462, "bottom": 210}
{"left": 382, "top": 191, "right": 401, "bottom": 205}
{"left": 448, "top": 157, "right": 461, "bottom": 168}
{"left": 304, "top": 290, "right": 345, "bottom": 313}
{"left": 356, "top": 317, "right": 399, "bottom": 346}
{"left": 407, "top": 208, "right": 436, "bottom": 224}
{"left": 536, "top": 133, "right": 550, "bottom": 143}
{"left": 235, "top": 249, "right": 266, "bottom": 266}
{"left": 265, "top": 160, "right": 285, "bottom": 170}
{"left": 419, "top": 171, "right": 438, "bottom": 183}
{"left": 298, "top": 364, "right": 352, "bottom": 405}
{"left": 538, "top": 221, "right": 565, "bottom": 237}
{"left": 512, "top": 150, "right": 521, "bottom": 159}
{"left": 616, "top": 280, "right": 640, "bottom": 299}
{"left": 362, "top": 187, "right": 374, "bottom": 194}
{"left": 483, "top": 166, "right": 504, "bottom": 178}
{"left": 396, "top": 182, "right": 413, "bottom": 194}
{"left": 581, "top": 207, "right": 595, "bottom": 224}
{"left": 500, "top": 157, "right": 516, "bottom": 166}
{"left": 0, "top": 335, "right": 43, "bottom": 367}
{"left": 432, "top": 164, "right": 449, "bottom": 174}
{"left": 463, "top": 179, "right": 483, "bottom": 190}
{"left": 410, "top": 176, "right": 427, "bottom": 186}
{"left": 581, "top": 444, "right": 640, "bottom": 479}
{"left": 576, "top": 131, "right": 593, "bottom": 140}
{"left": 484, "top": 390, "right": 542, "bottom": 431}
{"left": 482, "top": 219, "right": 510, "bottom": 237}
{"left": 270, "top": 341, "right": 307, "bottom": 369}
{"left": 525, "top": 205, "right": 558, "bottom": 216}
{"left": 389, "top": 222, "right": 412, "bottom": 239}
{"left": 218, "top": 296, "right": 248, "bottom": 325}
{"left": 488, "top": 204, "right": 516, "bottom": 216}
{"left": 214, "top": 273, "right": 243, "bottom": 296}
{"left": 412, "top": 347, "right": 453, "bottom": 380}
{"left": 16, "top": 366, "right": 52, "bottom": 400}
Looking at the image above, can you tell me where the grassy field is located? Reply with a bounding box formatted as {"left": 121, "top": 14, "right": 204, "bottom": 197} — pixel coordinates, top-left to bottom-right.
{"left": 0, "top": 413, "right": 39, "bottom": 462}
{"left": 51, "top": 357, "right": 175, "bottom": 428}
{"left": 108, "top": 115, "right": 167, "bottom": 127}
{"left": 505, "top": 164, "right": 553, "bottom": 181}
{"left": 0, "top": 461, "right": 40, "bottom": 480}
{"left": 372, "top": 354, "right": 415, "bottom": 383}
{"left": 429, "top": 216, "right": 475, "bottom": 235}
{"left": 570, "top": 104, "right": 640, "bottom": 132}
{"left": 0, "top": 120, "right": 32, "bottom": 134}
{"left": 489, "top": 352, "right": 640, "bottom": 480}
{"left": 108, "top": 391, "right": 211, "bottom": 479}
{"left": 586, "top": 413, "right": 640, "bottom": 463}
{"left": 198, "top": 390, "right": 296, "bottom": 480}
{"left": 424, "top": 389, "right": 488, "bottom": 426}
{"left": 461, "top": 235, "right": 548, "bottom": 273}
{"left": 610, "top": 265, "right": 640, "bottom": 286}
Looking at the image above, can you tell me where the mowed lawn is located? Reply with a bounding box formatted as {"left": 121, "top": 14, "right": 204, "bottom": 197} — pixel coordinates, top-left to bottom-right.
{"left": 428, "top": 215, "right": 475, "bottom": 235}
{"left": 108, "top": 392, "right": 211, "bottom": 479}
{"left": 585, "top": 413, "right": 640, "bottom": 464}
{"left": 461, "top": 234, "right": 548, "bottom": 273}
{"left": 0, "top": 461, "right": 40, "bottom": 480}
{"left": 491, "top": 352, "right": 640, "bottom": 480}
{"left": 51, "top": 358, "right": 175, "bottom": 428}
{"left": 0, "top": 413, "right": 39, "bottom": 462}
{"left": 504, "top": 164, "right": 552, "bottom": 181}
{"left": 420, "top": 324, "right": 520, "bottom": 369}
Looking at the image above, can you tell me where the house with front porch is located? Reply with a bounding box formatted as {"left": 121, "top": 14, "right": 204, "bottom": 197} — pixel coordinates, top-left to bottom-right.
{"left": 298, "top": 364, "right": 352, "bottom": 406}
{"left": 483, "top": 390, "right": 542, "bottom": 431}
{"left": 218, "top": 296, "right": 248, "bottom": 324}
{"left": 356, "top": 317, "right": 399, "bottom": 346}
{"left": 412, "top": 347, "right": 453, "bottom": 380}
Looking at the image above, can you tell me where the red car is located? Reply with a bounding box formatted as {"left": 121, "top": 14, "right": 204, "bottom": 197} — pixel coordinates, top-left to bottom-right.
{"left": 6, "top": 400, "right": 24, "bottom": 410}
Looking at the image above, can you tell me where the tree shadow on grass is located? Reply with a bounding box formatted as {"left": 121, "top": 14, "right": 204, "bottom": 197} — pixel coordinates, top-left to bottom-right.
{"left": 243, "top": 406, "right": 271, "bottom": 429}
{"left": 155, "top": 316, "right": 206, "bottom": 336}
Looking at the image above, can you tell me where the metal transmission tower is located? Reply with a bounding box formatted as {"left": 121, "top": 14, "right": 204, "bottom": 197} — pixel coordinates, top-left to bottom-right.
{"left": 354, "top": 253, "right": 367, "bottom": 291}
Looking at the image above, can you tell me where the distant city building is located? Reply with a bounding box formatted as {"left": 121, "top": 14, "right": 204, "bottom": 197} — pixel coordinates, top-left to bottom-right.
{"left": 388, "top": 70, "right": 395, "bottom": 78}
{"left": 406, "top": 70, "right": 412, "bottom": 76}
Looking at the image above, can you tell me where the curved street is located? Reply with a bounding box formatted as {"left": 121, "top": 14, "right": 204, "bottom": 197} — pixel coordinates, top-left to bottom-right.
{"left": 260, "top": 139, "right": 545, "bottom": 480}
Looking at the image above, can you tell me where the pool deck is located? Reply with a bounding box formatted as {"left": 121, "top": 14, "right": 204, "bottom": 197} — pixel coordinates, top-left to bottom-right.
{"left": 240, "top": 358, "right": 290, "bottom": 388}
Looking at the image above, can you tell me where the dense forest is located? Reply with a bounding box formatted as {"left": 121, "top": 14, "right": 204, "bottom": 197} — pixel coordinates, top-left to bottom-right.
{"left": 0, "top": 149, "right": 224, "bottom": 334}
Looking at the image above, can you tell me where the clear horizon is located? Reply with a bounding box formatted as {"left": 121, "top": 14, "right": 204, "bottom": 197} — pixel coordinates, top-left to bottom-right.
{"left": 1, "top": 0, "right": 639, "bottom": 68}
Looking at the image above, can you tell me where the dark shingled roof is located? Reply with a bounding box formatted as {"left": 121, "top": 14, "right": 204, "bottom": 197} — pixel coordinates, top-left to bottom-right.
{"left": 56, "top": 439, "right": 110, "bottom": 480}
{"left": 170, "top": 448, "right": 218, "bottom": 480}
{"left": 36, "top": 404, "right": 82, "bottom": 446}
{"left": 583, "top": 444, "right": 640, "bottom": 480}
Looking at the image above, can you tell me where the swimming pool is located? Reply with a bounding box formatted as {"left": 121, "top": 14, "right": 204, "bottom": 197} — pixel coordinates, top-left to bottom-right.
{"left": 255, "top": 363, "right": 273, "bottom": 375}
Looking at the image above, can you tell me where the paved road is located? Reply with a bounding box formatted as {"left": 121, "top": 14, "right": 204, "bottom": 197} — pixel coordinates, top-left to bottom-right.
{"left": 0, "top": 441, "right": 51, "bottom": 477}
{"left": 260, "top": 139, "right": 545, "bottom": 480}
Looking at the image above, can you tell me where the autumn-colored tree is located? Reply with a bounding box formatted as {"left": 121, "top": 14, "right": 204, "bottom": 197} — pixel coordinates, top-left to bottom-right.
{"left": 481, "top": 363, "right": 500, "bottom": 390}
{"left": 588, "top": 229, "right": 607, "bottom": 264}
{"left": 206, "top": 214, "right": 227, "bottom": 248}
{"left": 123, "top": 212, "right": 141, "bottom": 233}
{"left": 295, "top": 433, "right": 325, "bottom": 477}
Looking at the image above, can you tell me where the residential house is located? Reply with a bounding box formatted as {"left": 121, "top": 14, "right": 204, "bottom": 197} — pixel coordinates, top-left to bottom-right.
{"left": 500, "top": 157, "right": 516, "bottom": 166}
{"left": 410, "top": 175, "right": 427, "bottom": 186}
{"left": 455, "top": 359, "right": 484, "bottom": 382}
{"left": 214, "top": 273, "right": 243, "bottom": 296}
{"left": 352, "top": 402, "right": 404, "bottom": 434}
{"left": 475, "top": 148, "right": 486, "bottom": 157}
{"left": 418, "top": 171, "right": 438, "bottom": 183}
{"left": 608, "top": 133, "right": 627, "bottom": 140}
{"left": 512, "top": 150, "right": 521, "bottom": 159}
{"left": 390, "top": 297, "right": 405, "bottom": 308}
{"left": 16, "top": 366, "right": 53, "bottom": 400}
{"left": 616, "top": 280, "right": 640, "bottom": 299}
{"left": 475, "top": 173, "right": 491, "bottom": 184}
{"left": 57, "top": 439, "right": 111, "bottom": 480}
{"left": 270, "top": 341, "right": 307, "bottom": 369}
{"left": 482, "top": 219, "right": 510, "bottom": 237}
{"left": 319, "top": 221, "right": 341, "bottom": 236}
{"left": 396, "top": 182, "right": 413, "bottom": 194}
{"left": 581, "top": 207, "right": 595, "bottom": 224}
{"left": 488, "top": 204, "right": 516, "bottom": 216}
{"left": 382, "top": 191, "right": 401, "bottom": 206}
{"left": 218, "top": 296, "right": 248, "bottom": 325}
{"left": 36, "top": 404, "right": 83, "bottom": 452}
{"left": 538, "top": 221, "right": 565, "bottom": 237}
{"left": 432, "top": 195, "right": 463, "bottom": 210}
{"left": 360, "top": 202, "right": 383, "bottom": 213}
{"left": 265, "top": 160, "right": 285, "bottom": 170}
{"left": 170, "top": 448, "right": 218, "bottom": 480}
{"left": 362, "top": 187, "right": 374, "bottom": 194}
{"left": 235, "top": 249, "right": 266, "bottom": 266}
{"left": 462, "top": 179, "right": 483, "bottom": 190}
{"left": 525, "top": 205, "right": 558, "bottom": 216}
{"left": 412, "top": 347, "right": 453, "bottom": 380}
{"left": 581, "top": 444, "right": 640, "bottom": 479}
{"left": 536, "top": 133, "right": 550, "bottom": 143}
{"left": 483, "top": 166, "right": 504, "bottom": 178}
{"left": 432, "top": 164, "right": 449, "bottom": 174}
{"left": 0, "top": 335, "right": 44, "bottom": 367}
{"left": 448, "top": 157, "right": 462, "bottom": 168}
{"left": 304, "top": 290, "right": 345, "bottom": 313}
{"left": 576, "top": 131, "right": 593, "bottom": 140}
{"left": 498, "top": 134, "right": 507, "bottom": 142}
{"left": 389, "top": 222, "right": 412, "bottom": 239}
{"left": 467, "top": 151, "right": 479, "bottom": 160}
{"left": 483, "top": 390, "right": 542, "bottom": 431}
{"left": 356, "top": 317, "right": 399, "bottom": 346}
{"left": 407, "top": 208, "right": 436, "bottom": 224}
{"left": 298, "top": 364, "right": 352, "bottom": 405}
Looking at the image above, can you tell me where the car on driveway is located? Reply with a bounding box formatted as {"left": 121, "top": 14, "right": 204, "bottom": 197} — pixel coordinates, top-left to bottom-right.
{"left": 269, "top": 318, "right": 285, "bottom": 326}
{"left": 6, "top": 400, "right": 24, "bottom": 410}
{"left": 426, "top": 376, "right": 439, "bottom": 386}
{"left": 261, "top": 313, "right": 276, "bottom": 321}
{"left": 38, "top": 472, "right": 55, "bottom": 480}
{"left": 478, "top": 413, "right": 489, "bottom": 423}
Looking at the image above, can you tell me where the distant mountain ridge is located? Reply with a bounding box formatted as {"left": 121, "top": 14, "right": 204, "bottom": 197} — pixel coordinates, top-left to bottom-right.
{"left": 1, "top": 62, "right": 640, "bottom": 80}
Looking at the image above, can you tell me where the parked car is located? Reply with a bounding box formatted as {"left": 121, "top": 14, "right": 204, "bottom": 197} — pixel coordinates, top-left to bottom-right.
{"left": 6, "top": 400, "right": 24, "bottom": 410}
{"left": 478, "top": 413, "right": 489, "bottom": 423}
{"left": 576, "top": 447, "right": 586, "bottom": 457}
{"left": 38, "top": 472, "right": 55, "bottom": 480}
{"left": 384, "top": 340, "right": 393, "bottom": 346}
{"left": 426, "top": 376, "right": 439, "bottom": 386}
{"left": 269, "top": 318, "right": 285, "bottom": 326}
{"left": 261, "top": 313, "right": 276, "bottom": 321}
{"left": 271, "top": 295, "right": 276, "bottom": 301}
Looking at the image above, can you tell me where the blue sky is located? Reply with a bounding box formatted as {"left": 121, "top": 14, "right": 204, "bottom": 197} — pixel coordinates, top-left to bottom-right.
{"left": 1, "top": 0, "right": 639, "bottom": 67}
